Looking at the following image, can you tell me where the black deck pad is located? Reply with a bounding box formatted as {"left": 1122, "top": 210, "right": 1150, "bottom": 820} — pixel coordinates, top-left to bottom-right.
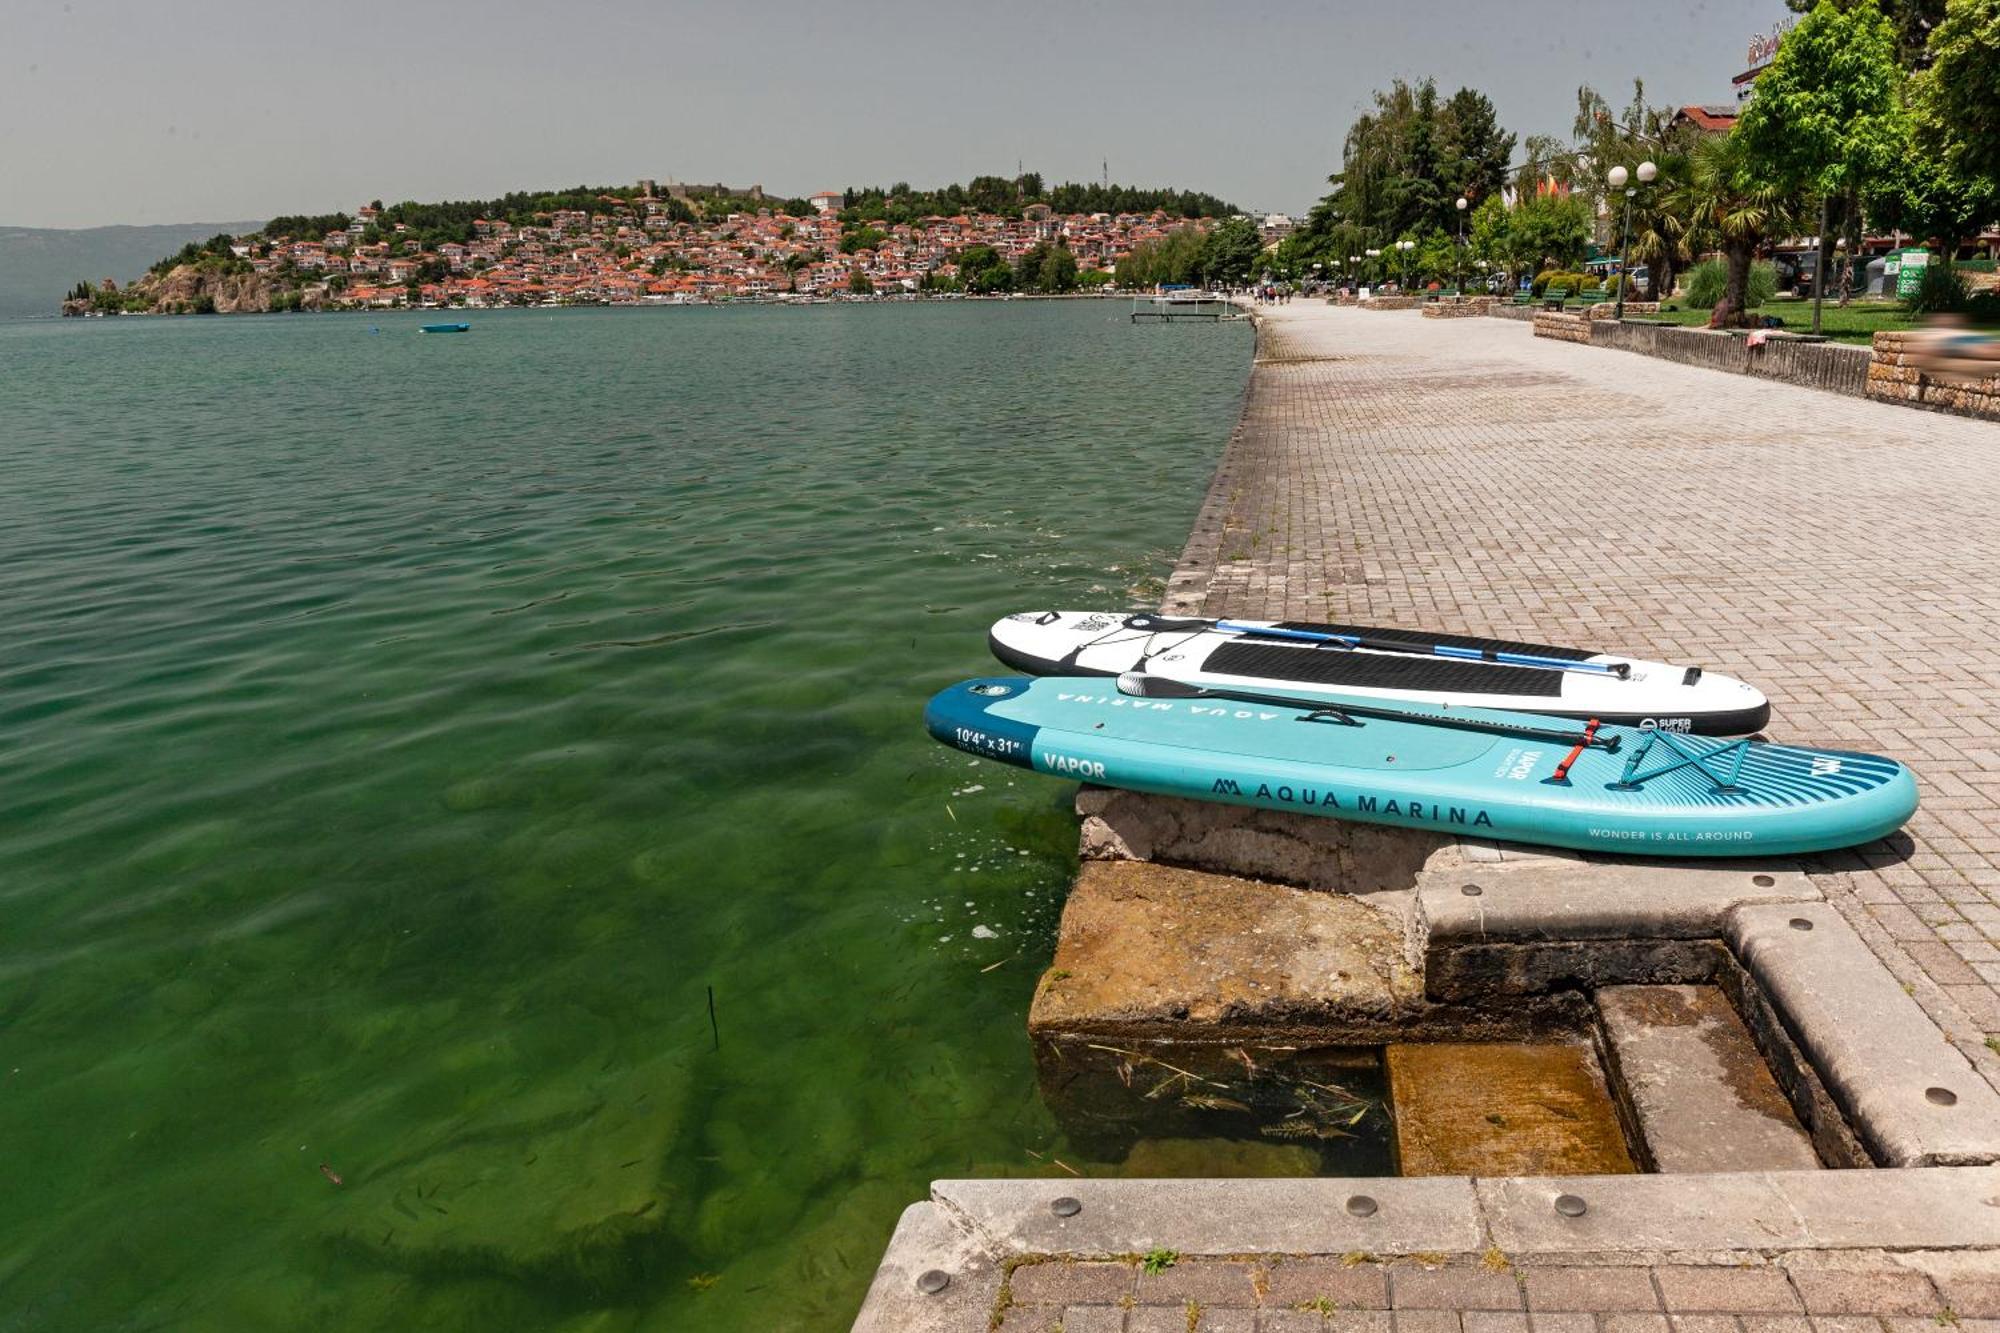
{"left": 1207, "top": 639, "right": 1566, "bottom": 697}
{"left": 1275, "top": 622, "right": 1595, "bottom": 662}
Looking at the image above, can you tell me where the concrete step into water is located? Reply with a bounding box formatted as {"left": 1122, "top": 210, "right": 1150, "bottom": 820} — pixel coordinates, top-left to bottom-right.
{"left": 1386, "top": 1041, "right": 1639, "bottom": 1176}
{"left": 1597, "top": 983, "right": 1821, "bottom": 1172}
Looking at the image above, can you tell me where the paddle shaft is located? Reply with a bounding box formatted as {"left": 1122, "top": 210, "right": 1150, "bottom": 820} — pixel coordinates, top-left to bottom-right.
{"left": 1122, "top": 614, "right": 1628, "bottom": 679}
{"left": 1123, "top": 677, "right": 1619, "bottom": 752}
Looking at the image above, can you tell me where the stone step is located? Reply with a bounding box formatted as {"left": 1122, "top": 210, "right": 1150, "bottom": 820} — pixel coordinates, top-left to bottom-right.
{"left": 1386, "top": 1041, "right": 1638, "bottom": 1176}
{"left": 1597, "top": 984, "right": 1820, "bottom": 1172}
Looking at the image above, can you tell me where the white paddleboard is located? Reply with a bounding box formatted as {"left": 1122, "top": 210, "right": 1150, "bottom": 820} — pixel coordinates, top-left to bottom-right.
{"left": 988, "top": 611, "right": 1770, "bottom": 736}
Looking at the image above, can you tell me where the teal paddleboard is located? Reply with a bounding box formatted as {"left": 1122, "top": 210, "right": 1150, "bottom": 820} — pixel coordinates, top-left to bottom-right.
{"left": 924, "top": 675, "right": 1917, "bottom": 857}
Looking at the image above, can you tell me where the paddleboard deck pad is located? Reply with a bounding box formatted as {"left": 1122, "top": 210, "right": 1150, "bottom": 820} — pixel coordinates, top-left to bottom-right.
{"left": 989, "top": 611, "right": 1770, "bottom": 736}
{"left": 925, "top": 675, "right": 1915, "bottom": 857}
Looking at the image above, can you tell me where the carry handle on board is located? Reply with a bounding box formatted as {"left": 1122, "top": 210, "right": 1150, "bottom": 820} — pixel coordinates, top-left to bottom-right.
{"left": 1121, "top": 614, "right": 1632, "bottom": 680}
{"left": 1115, "top": 673, "right": 1622, "bottom": 752}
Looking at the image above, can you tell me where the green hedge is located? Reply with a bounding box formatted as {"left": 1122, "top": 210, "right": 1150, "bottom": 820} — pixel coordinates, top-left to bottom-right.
{"left": 1530, "top": 269, "right": 1590, "bottom": 298}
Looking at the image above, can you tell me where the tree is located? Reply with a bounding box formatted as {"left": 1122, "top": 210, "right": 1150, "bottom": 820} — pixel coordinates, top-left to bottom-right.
{"left": 1864, "top": 129, "right": 1997, "bottom": 260}
{"left": 1911, "top": 0, "right": 2000, "bottom": 191}
{"left": 1784, "top": 0, "right": 1947, "bottom": 68}
{"left": 1039, "top": 243, "right": 1079, "bottom": 293}
{"left": 1298, "top": 79, "right": 1518, "bottom": 258}
{"left": 1507, "top": 187, "right": 1593, "bottom": 275}
{"left": 1115, "top": 225, "right": 1209, "bottom": 288}
{"left": 1200, "top": 217, "right": 1264, "bottom": 286}
{"left": 1436, "top": 87, "right": 1517, "bottom": 209}
{"left": 1737, "top": 0, "right": 1902, "bottom": 305}
{"left": 957, "top": 244, "right": 1014, "bottom": 293}
{"left": 1669, "top": 131, "right": 1796, "bottom": 324}
{"left": 847, "top": 267, "right": 874, "bottom": 295}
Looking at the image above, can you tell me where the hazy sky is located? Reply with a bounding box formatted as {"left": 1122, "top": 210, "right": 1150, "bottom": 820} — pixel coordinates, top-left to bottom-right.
{"left": 2, "top": 0, "right": 1781, "bottom": 229}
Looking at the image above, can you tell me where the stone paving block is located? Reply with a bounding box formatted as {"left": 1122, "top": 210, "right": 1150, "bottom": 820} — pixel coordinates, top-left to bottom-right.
{"left": 1667, "top": 1318, "right": 1740, "bottom": 1333}
{"left": 1188, "top": 1306, "right": 1257, "bottom": 1333}
{"left": 1802, "top": 1318, "right": 1884, "bottom": 1333}
{"left": 1528, "top": 1313, "right": 1597, "bottom": 1333}
{"left": 1161, "top": 303, "right": 2000, "bottom": 1062}
{"left": 997, "top": 1303, "right": 1067, "bottom": 1331}
{"left": 1322, "top": 1315, "right": 1393, "bottom": 1333}
{"left": 1462, "top": 1313, "right": 1532, "bottom": 1333}
{"left": 1261, "top": 1259, "right": 1389, "bottom": 1309}
{"left": 1655, "top": 1268, "right": 1802, "bottom": 1315}
{"left": 1934, "top": 1275, "right": 2000, "bottom": 1317}
{"left": 1261, "top": 1312, "right": 1332, "bottom": 1333}
{"left": 1601, "top": 1316, "right": 1669, "bottom": 1333}
{"left": 1136, "top": 1260, "right": 1261, "bottom": 1306}
{"left": 1011, "top": 1261, "right": 1138, "bottom": 1305}
{"left": 1789, "top": 1270, "right": 1940, "bottom": 1315}
{"left": 1392, "top": 1266, "right": 1526, "bottom": 1310}
{"left": 1394, "top": 1313, "right": 1464, "bottom": 1333}
{"left": 1737, "top": 1317, "right": 1811, "bottom": 1333}
{"left": 1062, "top": 1307, "right": 1130, "bottom": 1333}
{"left": 1524, "top": 1268, "right": 1662, "bottom": 1311}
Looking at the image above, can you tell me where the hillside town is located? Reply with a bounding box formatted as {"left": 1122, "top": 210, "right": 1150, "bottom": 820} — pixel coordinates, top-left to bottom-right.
{"left": 72, "top": 182, "right": 1284, "bottom": 313}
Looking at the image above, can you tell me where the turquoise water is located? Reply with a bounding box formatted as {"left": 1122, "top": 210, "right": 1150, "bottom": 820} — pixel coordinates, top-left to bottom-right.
{"left": 0, "top": 303, "right": 1250, "bottom": 1331}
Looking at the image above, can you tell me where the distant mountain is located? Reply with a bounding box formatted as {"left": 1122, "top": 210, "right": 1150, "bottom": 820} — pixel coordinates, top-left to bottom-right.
{"left": 0, "top": 222, "right": 259, "bottom": 318}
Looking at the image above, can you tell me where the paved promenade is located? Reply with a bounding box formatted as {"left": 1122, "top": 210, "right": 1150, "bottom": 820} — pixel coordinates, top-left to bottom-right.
{"left": 1164, "top": 303, "right": 2000, "bottom": 1072}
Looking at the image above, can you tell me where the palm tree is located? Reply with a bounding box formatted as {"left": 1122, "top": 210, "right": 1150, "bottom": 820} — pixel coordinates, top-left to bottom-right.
{"left": 1626, "top": 154, "right": 1692, "bottom": 302}
{"left": 1668, "top": 133, "right": 1795, "bottom": 326}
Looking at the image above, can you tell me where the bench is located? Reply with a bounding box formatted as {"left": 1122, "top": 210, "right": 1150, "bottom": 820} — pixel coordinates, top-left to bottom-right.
{"left": 1541, "top": 287, "right": 1571, "bottom": 311}
{"left": 1512, "top": 291, "right": 1534, "bottom": 306}
{"left": 1577, "top": 286, "right": 1607, "bottom": 304}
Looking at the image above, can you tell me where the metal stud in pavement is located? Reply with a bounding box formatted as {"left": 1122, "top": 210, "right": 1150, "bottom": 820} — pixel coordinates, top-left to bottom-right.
{"left": 1554, "top": 1193, "right": 1587, "bottom": 1217}
{"left": 916, "top": 1270, "right": 950, "bottom": 1295}
{"left": 1346, "top": 1194, "right": 1379, "bottom": 1217}
{"left": 1051, "top": 1196, "right": 1082, "bottom": 1217}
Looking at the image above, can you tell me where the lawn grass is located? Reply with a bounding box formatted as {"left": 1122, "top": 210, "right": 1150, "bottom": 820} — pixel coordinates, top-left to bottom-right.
{"left": 1642, "top": 297, "right": 1916, "bottom": 345}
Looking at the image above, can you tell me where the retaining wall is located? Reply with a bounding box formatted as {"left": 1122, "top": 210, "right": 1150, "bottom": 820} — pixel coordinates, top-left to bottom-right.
{"left": 1421, "top": 296, "right": 1497, "bottom": 320}
{"left": 1530, "top": 316, "right": 1872, "bottom": 397}
{"left": 1868, "top": 330, "right": 2000, "bottom": 420}
{"left": 1360, "top": 296, "right": 1423, "bottom": 311}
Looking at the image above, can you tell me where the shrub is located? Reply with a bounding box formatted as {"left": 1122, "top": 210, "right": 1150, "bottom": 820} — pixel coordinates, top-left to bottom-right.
{"left": 1967, "top": 290, "right": 2000, "bottom": 324}
{"left": 1905, "top": 262, "right": 1970, "bottom": 314}
{"left": 1531, "top": 269, "right": 1588, "bottom": 297}
{"left": 1682, "top": 259, "right": 1777, "bottom": 310}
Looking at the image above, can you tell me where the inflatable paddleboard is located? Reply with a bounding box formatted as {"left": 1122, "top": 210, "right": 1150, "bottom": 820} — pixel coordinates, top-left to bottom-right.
{"left": 925, "top": 674, "right": 1915, "bottom": 857}
{"left": 989, "top": 611, "right": 1770, "bottom": 736}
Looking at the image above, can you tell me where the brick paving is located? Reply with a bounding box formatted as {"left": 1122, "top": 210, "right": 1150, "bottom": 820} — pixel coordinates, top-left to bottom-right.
{"left": 1161, "top": 303, "right": 2000, "bottom": 1075}
{"left": 993, "top": 1256, "right": 1982, "bottom": 1333}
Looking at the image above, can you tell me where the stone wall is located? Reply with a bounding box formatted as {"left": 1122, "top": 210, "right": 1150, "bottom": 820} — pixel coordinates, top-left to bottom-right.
{"left": 1360, "top": 295, "right": 1423, "bottom": 311}
{"left": 1529, "top": 316, "right": 1873, "bottom": 397}
{"left": 1867, "top": 330, "right": 2000, "bottom": 420}
{"left": 1420, "top": 296, "right": 1497, "bottom": 320}
{"left": 1483, "top": 302, "right": 1539, "bottom": 322}
{"left": 1532, "top": 310, "right": 1592, "bottom": 343}
{"left": 1583, "top": 301, "right": 1660, "bottom": 320}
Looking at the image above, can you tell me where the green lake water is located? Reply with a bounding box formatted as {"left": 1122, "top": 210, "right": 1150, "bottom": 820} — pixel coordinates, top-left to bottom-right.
{"left": 0, "top": 302, "right": 1252, "bottom": 1331}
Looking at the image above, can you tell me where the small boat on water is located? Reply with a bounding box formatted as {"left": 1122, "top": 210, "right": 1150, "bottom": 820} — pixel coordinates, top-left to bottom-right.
{"left": 420, "top": 322, "right": 470, "bottom": 334}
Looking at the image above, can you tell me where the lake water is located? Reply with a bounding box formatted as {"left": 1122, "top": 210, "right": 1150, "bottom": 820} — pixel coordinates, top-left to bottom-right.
{"left": 0, "top": 302, "right": 1251, "bottom": 1331}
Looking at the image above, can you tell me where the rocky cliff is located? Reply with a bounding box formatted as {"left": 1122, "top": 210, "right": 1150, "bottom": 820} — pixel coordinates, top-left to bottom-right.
{"left": 61, "top": 264, "right": 323, "bottom": 316}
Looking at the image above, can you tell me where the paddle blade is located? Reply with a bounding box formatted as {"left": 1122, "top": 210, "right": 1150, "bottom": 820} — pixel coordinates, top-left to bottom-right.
{"left": 1117, "top": 672, "right": 1204, "bottom": 699}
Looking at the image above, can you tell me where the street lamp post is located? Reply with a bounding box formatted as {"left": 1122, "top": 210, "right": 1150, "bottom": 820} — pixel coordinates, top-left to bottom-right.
{"left": 1396, "top": 238, "right": 1415, "bottom": 292}
{"left": 1607, "top": 159, "right": 1657, "bottom": 321}
{"left": 1365, "top": 248, "right": 1381, "bottom": 289}
{"left": 1455, "top": 195, "right": 1468, "bottom": 294}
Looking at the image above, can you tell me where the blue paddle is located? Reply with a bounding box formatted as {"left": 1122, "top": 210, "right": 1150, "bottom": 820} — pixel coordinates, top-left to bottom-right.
{"left": 1121, "top": 614, "right": 1630, "bottom": 680}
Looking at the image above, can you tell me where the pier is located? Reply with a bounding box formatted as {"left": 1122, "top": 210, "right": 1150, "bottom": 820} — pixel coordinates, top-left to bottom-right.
{"left": 854, "top": 302, "right": 2000, "bottom": 1332}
